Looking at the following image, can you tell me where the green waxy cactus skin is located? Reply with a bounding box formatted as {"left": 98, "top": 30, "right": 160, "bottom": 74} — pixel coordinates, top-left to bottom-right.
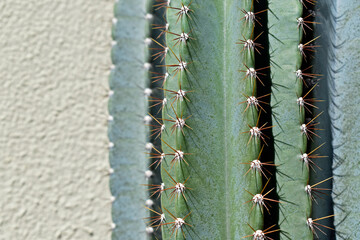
{"left": 268, "top": 0, "right": 312, "bottom": 239}
{"left": 160, "top": 0, "right": 264, "bottom": 239}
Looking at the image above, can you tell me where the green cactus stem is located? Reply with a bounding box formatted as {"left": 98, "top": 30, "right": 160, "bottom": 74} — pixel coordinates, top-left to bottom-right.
{"left": 160, "top": 0, "right": 265, "bottom": 239}
{"left": 268, "top": 0, "right": 313, "bottom": 239}
{"left": 109, "top": 0, "right": 154, "bottom": 239}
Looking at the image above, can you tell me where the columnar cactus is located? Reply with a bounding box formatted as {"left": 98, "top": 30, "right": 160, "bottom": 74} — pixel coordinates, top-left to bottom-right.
{"left": 111, "top": 0, "right": 360, "bottom": 239}
{"left": 109, "top": 0, "right": 153, "bottom": 238}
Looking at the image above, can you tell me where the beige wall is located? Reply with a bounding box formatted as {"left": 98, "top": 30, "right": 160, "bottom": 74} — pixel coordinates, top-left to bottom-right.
{"left": 0, "top": 0, "right": 112, "bottom": 239}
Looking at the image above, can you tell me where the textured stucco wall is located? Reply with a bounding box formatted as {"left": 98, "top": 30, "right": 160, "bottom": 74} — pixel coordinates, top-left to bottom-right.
{"left": 0, "top": 0, "right": 112, "bottom": 239}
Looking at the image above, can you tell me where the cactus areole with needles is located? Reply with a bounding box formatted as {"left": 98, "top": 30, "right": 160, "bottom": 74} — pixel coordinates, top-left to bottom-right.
{"left": 111, "top": 0, "right": 360, "bottom": 239}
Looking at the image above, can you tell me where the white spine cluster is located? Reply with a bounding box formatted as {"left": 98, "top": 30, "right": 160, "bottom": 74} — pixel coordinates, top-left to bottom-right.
{"left": 301, "top": 153, "right": 309, "bottom": 165}
{"left": 175, "top": 182, "right": 185, "bottom": 194}
{"left": 253, "top": 230, "right": 265, "bottom": 240}
{"left": 247, "top": 96, "right": 258, "bottom": 106}
{"left": 250, "top": 127, "right": 261, "bottom": 138}
{"left": 245, "top": 12, "right": 255, "bottom": 23}
{"left": 305, "top": 184, "right": 311, "bottom": 195}
{"left": 297, "top": 97, "right": 304, "bottom": 106}
{"left": 245, "top": 39, "right": 255, "bottom": 51}
{"left": 175, "top": 218, "right": 185, "bottom": 229}
{"left": 175, "top": 150, "right": 184, "bottom": 162}
{"left": 180, "top": 6, "right": 189, "bottom": 15}
{"left": 251, "top": 159, "right": 262, "bottom": 171}
{"left": 252, "top": 194, "right": 264, "bottom": 206}
{"left": 300, "top": 123, "right": 307, "bottom": 134}
{"left": 297, "top": 17, "right": 304, "bottom": 27}
{"left": 176, "top": 89, "right": 186, "bottom": 101}
{"left": 180, "top": 32, "right": 189, "bottom": 43}
{"left": 247, "top": 68, "right": 257, "bottom": 79}
{"left": 178, "top": 61, "right": 187, "bottom": 71}
{"left": 295, "top": 69, "right": 303, "bottom": 79}
{"left": 175, "top": 118, "right": 186, "bottom": 129}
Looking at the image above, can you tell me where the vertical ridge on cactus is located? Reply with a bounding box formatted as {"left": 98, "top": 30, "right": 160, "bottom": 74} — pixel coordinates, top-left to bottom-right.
{"left": 160, "top": 0, "right": 265, "bottom": 239}
{"left": 268, "top": 0, "right": 313, "bottom": 239}
{"left": 109, "top": 0, "right": 154, "bottom": 239}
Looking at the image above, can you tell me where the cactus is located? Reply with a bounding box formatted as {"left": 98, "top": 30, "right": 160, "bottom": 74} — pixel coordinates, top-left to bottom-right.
{"left": 109, "top": 0, "right": 154, "bottom": 238}
{"left": 314, "top": 0, "right": 360, "bottom": 239}
{"left": 160, "top": 0, "right": 267, "bottom": 238}
{"left": 112, "top": 0, "right": 360, "bottom": 239}
{"left": 268, "top": 1, "right": 312, "bottom": 239}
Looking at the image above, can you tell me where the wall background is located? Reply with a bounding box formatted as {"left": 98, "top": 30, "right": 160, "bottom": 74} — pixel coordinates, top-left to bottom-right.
{"left": 0, "top": 0, "right": 113, "bottom": 239}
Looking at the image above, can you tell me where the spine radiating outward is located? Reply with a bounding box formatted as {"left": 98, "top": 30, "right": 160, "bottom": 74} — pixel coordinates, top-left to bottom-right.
{"left": 269, "top": 0, "right": 313, "bottom": 239}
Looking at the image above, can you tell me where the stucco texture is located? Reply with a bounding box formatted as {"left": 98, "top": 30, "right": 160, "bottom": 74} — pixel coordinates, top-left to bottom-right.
{"left": 0, "top": 0, "right": 112, "bottom": 239}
